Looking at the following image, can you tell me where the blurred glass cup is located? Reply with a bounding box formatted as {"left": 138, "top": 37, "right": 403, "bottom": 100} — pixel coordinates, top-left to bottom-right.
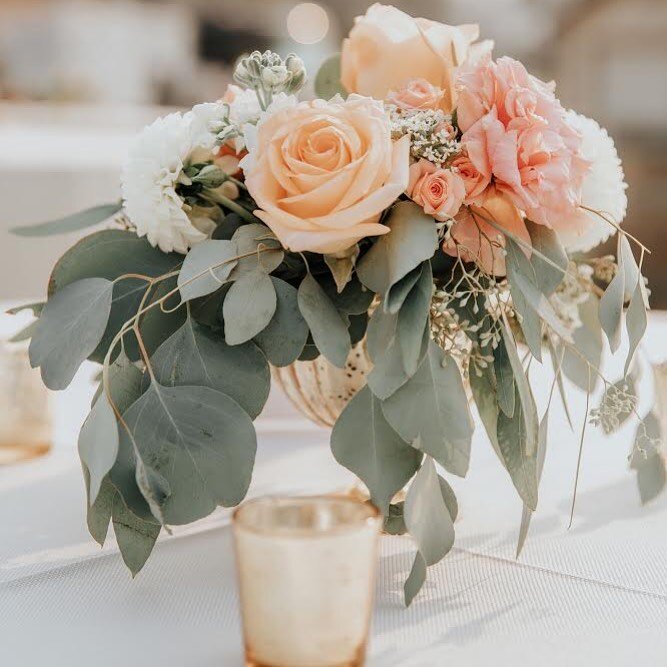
{"left": 0, "top": 343, "right": 52, "bottom": 464}
{"left": 232, "top": 495, "right": 382, "bottom": 667}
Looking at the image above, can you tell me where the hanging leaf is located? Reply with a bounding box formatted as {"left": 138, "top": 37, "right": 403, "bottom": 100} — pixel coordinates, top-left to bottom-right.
{"left": 382, "top": 341, "right": 473, "bottom": 477}
{"left": 314, "top": 53, "right": 346, "bottom": 99}
{"left": 599, "top": 267, "right": 625, "bottom": 353}
{"left": 298, "top": 273, "right": 351, "bottom": 368}
{"left": 321, "top": 274, "right": 374, "bottom": 316}
{"left": 29, "top": 278, "right": 114, "bottom": 389}
{"left": 516, "top": 412, "right": 549, "bottom": 557}
{"left": 112, "top": 492, "right": 161, "bottom": 577}
{"left": 91, "top": 350, "right": 144, "bottom": 410}
{"left": 118, "top": 382, "right": 256, "bottom": 525}
{"left": 384, "top": 266, "right": 422, "bottom": 315}
{"left": 178, "top": 240, "right": 238, "bottom": 302}
{"left": 254, "top": 277, "right": 309, "bottom": 367}
{"left": 546, "top": 336, "right": 574, "bottom": 430}
{"left": 562, "top": 295, "right": 603, "bottom": 392}
{"left": 526, "top": 221, "right": 568, "bottom": 296}
{"left": 11, "top": 202, "right": 122, "bottom": 237}
{"left": 356, "top": 201, "right": 438, "bottom": 298}
{"left": 630, "top": 413, "right": 665, "bottom": 505}
{"left": 403, "top": 457, "right": 455, "bottom": 606}
{"left": 48, "top": 229, "right": 182, "bottom": 363}
{"left": 223, "top": 270, "right": 277, "bottom": 345}
{"left": 624, "top": 276, "right": 648, "bottom": 375}
{"left": 78, "top": 393, "right": 119, "bottom": 506}
{"left": 5, "top": 302, "right": 44, "bottom": 316}
{"left": 494, "top": 338, "right": 515, "bottom": 418}
{"left": 84, "top": 473, "right": 115, "bottom": 546}
{"left": 331, "top": 386, "right": 422, "bottom": 514}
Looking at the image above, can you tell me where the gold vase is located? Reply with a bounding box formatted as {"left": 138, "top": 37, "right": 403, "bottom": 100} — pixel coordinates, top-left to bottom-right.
{"left": 271, "top": 342, "right": 373, "bottom": 428}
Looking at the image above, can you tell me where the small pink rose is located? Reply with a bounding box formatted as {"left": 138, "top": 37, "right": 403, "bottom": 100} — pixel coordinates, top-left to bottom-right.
{"left": 407, "top": 159, "right": 466, "bottom": 221}
{"left": 387, "top": 78, "right": 444, "bottom": 111}
{"left": 451, "top": 153, "right": 490, "bottom": 203}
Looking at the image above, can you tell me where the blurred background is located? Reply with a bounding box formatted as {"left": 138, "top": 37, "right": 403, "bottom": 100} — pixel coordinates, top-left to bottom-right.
{"left": 0, "top": 0, "right": 665, "bottom": 305}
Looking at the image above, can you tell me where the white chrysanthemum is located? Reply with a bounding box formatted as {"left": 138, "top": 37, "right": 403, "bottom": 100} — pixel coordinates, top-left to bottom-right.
{"left": 121, "top": 112, "right": 211, "bottom": 254}
{"left": 559, "top": 111, "right": 628, "bottom": 253}
{"left": 188, "top": 102, "right": 227, "bottom": 152}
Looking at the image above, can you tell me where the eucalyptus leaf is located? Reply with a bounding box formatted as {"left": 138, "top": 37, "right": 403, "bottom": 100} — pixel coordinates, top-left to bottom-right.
{"left": 599, "top": 268, "right": 625, "bottom": 353}
{"left": 384, "top": 266, "right": 421, "bottom": 315}
{"left": 119, "top": 382, "right": 256, "bottom": 525}
{"left": 404, "top": 457, "right": 455, "bottom": 606}
{"left": 321, "top": 274, "right": 374, "bottom": 316}
{"left": 9, "top": 321, "right": 38, "bottom": 343}
{"left": 5, "top": 302, "right": 44, "bottom": 316}
{"left": 92, "top": 350, "right": 144, "bottom": 410}
{"left": 223, "top": 270, "right": 277, "bottom": 345}
{"left": 112, "top": 492, "right": 160, "bottom": 577}
{"left": 298, "top": 273, "right": 351, "bottom": 368}
{"left": 78, "top": 393, "right": 119, "bottom": 505}
{"left": 150, "top": 315, "right": 269, "bottom": 418}
{"left": 254, "top": 278, "right": 308, "bottom": 367}
{"left": 382, "top": 341, "right": 473, "bottom": 477}
{"left": 314, "top": 53, "right": 346, "bottom": 99}
{"left": 624, "top": 276, "right": 648, "bottom": 375}
{"left": 178, "top": 240, "right": 238, "bottom": 302}
{"left": 494, "top": 338, "right": 515, "bottom": 418}
{"left": 11, "top": 202, "right": 122, "bottom": 237}
{"left": 516, "top": 412, "right": 548, "bottom": 557}
{"left": 562, "top": 295, "right": 603, "bottom": 392}
{"left": 469, "top": 365, "right": 501, "bottom": 455}
{"left": 331, "top": 385, "right": 422, "bottom": 514}
{"left": 357, "top": 201, "right": 438, "bottom": 298}
{"left": 324, "top": 245, "right": 359, "bottom": 293}
{"left": 619, "top": 235, "right": 640, "bottom": 302}
{"left": 48, "top": 229, "right": 182, "bottom": 363}
{"left": 30, "top": 278, "right": 114, "bottom": 389}
{"left": 230, "top": 223, "right": 284, "bottom": 279}
{"left": 526, "top": 221, "right": 568, "bottom": 296}
{"left": 85, "top": 473, "right": 114, "bottom": 546}
{"left": 546, "top": 336, "right": 574, "bottom": 431}
{"left": 630, "top": 413, "right": 665, "bottom": 505}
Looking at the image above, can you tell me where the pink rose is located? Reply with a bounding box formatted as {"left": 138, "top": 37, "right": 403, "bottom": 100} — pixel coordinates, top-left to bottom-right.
{"left": 442, "top": 185, "right": 530, "bottom": 276}
{"left": 407, "top": 159, "right": 466, "bottom": 221}
{"left": 387, "top": 78, "right": 444, "bottom": 111}
{"left": 451, "top": 152, "right": 490, "bottom": 203}
{"left": 341, "top": 4, "right": 485, "bottom": 112}
{"left": 242, "top": 95, "right": 410, "bottom": 255}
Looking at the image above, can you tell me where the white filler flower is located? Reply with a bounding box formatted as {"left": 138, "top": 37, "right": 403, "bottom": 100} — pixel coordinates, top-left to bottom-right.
{"left": 560, "top": 111, "right": 628, "bottom": 253}
{"left": 121, "top": 112, "right": 213, "bottom": 254}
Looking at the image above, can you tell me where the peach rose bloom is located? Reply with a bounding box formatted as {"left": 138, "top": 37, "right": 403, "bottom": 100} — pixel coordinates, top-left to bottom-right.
{"left": 407, "top": 160, "right": 466, "bottom": 221}
{"left": 242, "top": 95, "right": 410, "bottom": 255}
{"left": 442, "top": 185, "right": 530, "bottom": 276}
{"left": 341, "top": 4, "right": 486, "bottom": 112}
{"left": 387, "top": 79, "right": 444, "bottom": 111}
{"left": 451, "top": 153, "right": 490, "bottom": 203}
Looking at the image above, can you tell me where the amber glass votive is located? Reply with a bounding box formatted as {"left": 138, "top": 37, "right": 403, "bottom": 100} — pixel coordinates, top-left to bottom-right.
{"left": 0, "top": 343, "right": 52, "bottom": 464}
{"left": 232, "top": 495, "right": 382, "bottom": 667}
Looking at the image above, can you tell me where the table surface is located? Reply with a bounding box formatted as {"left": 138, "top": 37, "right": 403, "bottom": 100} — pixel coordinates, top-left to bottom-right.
{"left": 1, "top": 309, "right": 666, "bottom": 667}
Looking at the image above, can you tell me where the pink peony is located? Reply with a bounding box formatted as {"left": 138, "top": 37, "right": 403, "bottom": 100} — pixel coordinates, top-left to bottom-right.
{"left": 407, "top": 159, "right": 466, "bottom": 221}
{"left": 456, "top": 56, "right": 591, "bottom": 231}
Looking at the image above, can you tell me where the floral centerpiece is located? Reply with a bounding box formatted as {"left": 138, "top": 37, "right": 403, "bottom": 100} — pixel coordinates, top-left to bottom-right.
{"left": 11, "top": 4, "right": 661, "bottom": 605}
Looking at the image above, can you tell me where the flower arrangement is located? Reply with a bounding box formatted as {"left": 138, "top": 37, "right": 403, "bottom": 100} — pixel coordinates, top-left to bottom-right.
{"left": 11, "top": 4, "right": 660, "bottom": 605}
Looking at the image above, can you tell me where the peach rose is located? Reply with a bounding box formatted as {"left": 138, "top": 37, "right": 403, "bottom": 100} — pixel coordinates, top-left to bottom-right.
{"left": 442, "top": 185, "right": 530, "bottom": 276}
{"left": 407, "top": 160, "right": 466, "bottom": 221}
{"left": 451, "top": 152, "right": 490, "bottom": 203}
{"left": 242, "top": 95, "right": 410, "bottom": 255}
{"left": 341, "top": 4, "right": 485, "bottom": 112}
{"left": 387, "top": 79, "right": 444, "bottom": 111}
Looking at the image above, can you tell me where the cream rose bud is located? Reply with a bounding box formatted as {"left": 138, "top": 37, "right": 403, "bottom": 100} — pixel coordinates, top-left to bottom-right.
{"left": 386, "top": 79, "right": 444, "bottom": 111}
{"left": 407, "top": 160, "right": 466, "bottom": 221}
{"left": 242, "top": 95, "right": 410, "bottom": 255}
{"left": 341, "top": 3, "right": 483, "bottom": 112}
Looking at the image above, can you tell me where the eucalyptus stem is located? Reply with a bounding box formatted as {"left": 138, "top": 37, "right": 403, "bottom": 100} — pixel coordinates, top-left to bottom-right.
{"left": 203, "top": 190, "right": 260, "bottom": 224}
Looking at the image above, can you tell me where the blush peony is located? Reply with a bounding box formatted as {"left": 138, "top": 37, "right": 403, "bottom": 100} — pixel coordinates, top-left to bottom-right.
{"left": 242, "top": 95, "right": 410, "bottom": 255}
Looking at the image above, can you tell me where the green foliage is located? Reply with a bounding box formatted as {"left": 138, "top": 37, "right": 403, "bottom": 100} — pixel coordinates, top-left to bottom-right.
{"left": 178, "top": 240, "right": 238, "bottom": 302}
{"left": 223, "top": 270, "right": 277, "bottom": 345}
{"left": 599, "top": 266, "right": 625, "bottom": 352}
{"left": 525, "top": 221, "right": 568, "bottom": 297}
{"left": 630, "top": 414, "right": 665, "bottom": 505}
{"left": 331, "top": 386, "right": 422, "bottom": 514}
{"left": 229, "top": 223, "right": 284, "bottom": 279}
{"left": 403, "top": 457, "right": 455, "bottom": 606}
{"left": 11, "top": 202, "right": 122, "bottom": 237}
{"left": 383, "top": 341, "right": 473, "bottom": 477}
{"left": 561, "top": 295, "right": 603, "bottom": 392}
{"left": 29, "top": 278, "right": 114, "bottom": 389}
{"left": 357, "top": 201, "right": 438, "bottom": 298}
{"left": 150, "top": 315, "right": 269, "bottom": 418}
{"left": 298, "top": 273, "right": 351, "bottom": 368}
{"left": 254, "top": 278, "right": 309, "bottom": 367}
{"left": 314, "top": 54, "right": 346, "bottom": 99}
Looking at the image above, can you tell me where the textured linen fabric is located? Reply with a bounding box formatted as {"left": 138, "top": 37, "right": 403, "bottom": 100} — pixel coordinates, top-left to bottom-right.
{"left": 1, "top": 309, "right": 666, "bottom": 666}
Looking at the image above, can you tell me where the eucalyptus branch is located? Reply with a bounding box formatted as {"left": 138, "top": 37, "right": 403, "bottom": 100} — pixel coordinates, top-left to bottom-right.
{"left": 202, "top": 189, "right": 260, "bottom": 224}
{"left": 568, "top": 366, "right": 591, "bottom": 529}
{"left": 580, "top": 205, "right": 651, "bottom": 256}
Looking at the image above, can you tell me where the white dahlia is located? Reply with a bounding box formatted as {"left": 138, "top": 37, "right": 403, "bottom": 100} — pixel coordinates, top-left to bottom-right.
{"left": 559, "top": 111, "right": 628, "bottom": 253}
{"left": 121, "top": 112, "right": 213, "bottom": 254}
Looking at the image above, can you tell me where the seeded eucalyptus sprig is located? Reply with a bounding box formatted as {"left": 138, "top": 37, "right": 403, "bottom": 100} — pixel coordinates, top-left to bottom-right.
{"left": 234, "top": 50, "right": 307, "bottom": 109}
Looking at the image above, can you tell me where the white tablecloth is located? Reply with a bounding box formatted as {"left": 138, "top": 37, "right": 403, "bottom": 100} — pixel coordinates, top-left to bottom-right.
{"left": 1, "top": 310, "right": 666, "bottom": 666}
